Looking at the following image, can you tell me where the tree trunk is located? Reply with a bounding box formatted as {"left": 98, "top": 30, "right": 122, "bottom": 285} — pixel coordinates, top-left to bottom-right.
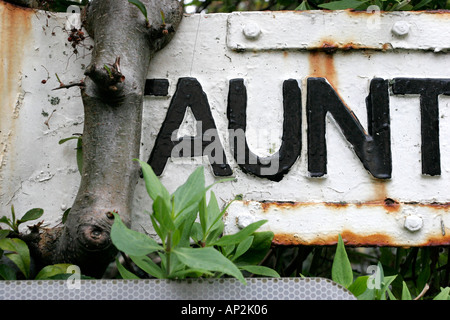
{"left": 7, "top": 0, "right": 183, "bottom": 277}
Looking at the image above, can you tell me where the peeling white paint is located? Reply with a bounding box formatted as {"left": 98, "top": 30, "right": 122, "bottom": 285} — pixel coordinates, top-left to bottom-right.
{"left": 2, "top": 5, "right": 450, "bottom": 245}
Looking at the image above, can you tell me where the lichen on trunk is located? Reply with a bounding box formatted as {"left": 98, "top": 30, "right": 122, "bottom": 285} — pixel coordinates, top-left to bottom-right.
{"left": 22, "top": 0, "right": 183, "bottom": 277}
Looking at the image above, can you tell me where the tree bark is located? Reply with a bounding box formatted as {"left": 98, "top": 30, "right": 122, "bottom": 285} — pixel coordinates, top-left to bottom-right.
{"left": 9, "top": 0, "right": 183, "bottom": 277}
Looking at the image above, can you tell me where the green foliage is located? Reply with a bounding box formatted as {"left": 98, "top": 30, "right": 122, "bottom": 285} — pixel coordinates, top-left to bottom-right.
{"left": 0, "top": 207, "right": 86, "bottom": 280}
{"left": 331, "top": 234, "right": 353, "bottom": 288}
{"left": 322, "top": 234, "right": 450, "bottom": 300}
{"left": 0, "top": 206, "right": 43, "bottom": 235}
{"left": 128, "top": 0, "right": 149, "bottom": 23}
{"left": 111, "top": 161, "right": 279, "bottom": 284}
{"left": 0, "top": 237, "right": 78, "bottom": 280}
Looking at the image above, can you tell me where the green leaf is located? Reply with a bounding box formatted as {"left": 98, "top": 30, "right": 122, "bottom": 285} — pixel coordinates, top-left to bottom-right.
{"left": 190, "top": 222, "right": 203, "bottom": 243}
{"left": 173, "top": 247, "right": 246, "bottom": 285}
{"left": 199, "top": 193, "right": 208, "bottom": 236}
{"left": 318, "top": 0, "right": 368, "bottom": 9}
{"left": 128, "top": 0, "right": 148, "bottom": 21}
{"left": 34, "top": 264, "right": 73, "bottom": 280}
{"left": 152, "top": 196, "right": 176, "bottom": 240}
{"left": 295, "top": 0, "right": 311, "bottom": 10}
{"left": 205, "top": 221, "right": 224, "bottom": 245}
{"left": 0, "top": 216, "right": 12, "bottom": 226}
{"left": 135, "top": 159, "right": 170, "bottom": 203}
{"left": 331, "top": 234, "right": 353, "bottom": 289}
{"left": 401, "top": 281, "right": 412, "bottom": 300}
{"left": 172, "top": 166, "right": 205, "bottom": 216}
{"left": 110, "top": 212, "right": 163, "bottom": 256}
{"left": 357, "top": 288, "right": 376, "bottom": 300}
{"left": 348, "top": 276, "right": 369, "bottom": 297}
{"left": 10, "top": 206, "right": 16, "bottom": 228}
{"left": 0, "top": 238, "right": 30, "bottom": 279}
{"left": 205, "top": 192, "right": 223, "bottom": 233}
{"left": 379, "top": 275, "right": 397, "bottom": 300}
{"left": 239, "top": 265, "right": 280, "bottom": 278}
{"left": 130, "top": 255, "right": 164, "bottom": 279}
{"left": 160, "top": 10, "right": 166, "bottom": 24}
{"left": 115, "top": 258, "right": 140, "bottom": 280}
{"left": 0, "top": 229, "right": 10, "bottom": 240}
{"left": 232, "top": 236, "right": 254, "bottom": 261}
{"left": 433, "top": 287, "right": 450, "bottom": 300}
{"left": 0, "top": 264, "right": 17, "bottom": 280}
{"left": 169, "top": 268, "right": 214, "bottom": 279}
{"left": 387, "top": 288, "right": 397, "bottom": 300}
{"left": 58, "top": 136, "right": 79, "bottom": 144}
{"left": 234, "top": 231, "right": 274, "bottom": 266}
{"left": 212, "top": 220, "right": 267, "bottom": 247}
{"left": 17, "top": 208, "right": 43, "bottom": 224}
{"left": 61, "top": 208, "right": 71, "bottom": 224}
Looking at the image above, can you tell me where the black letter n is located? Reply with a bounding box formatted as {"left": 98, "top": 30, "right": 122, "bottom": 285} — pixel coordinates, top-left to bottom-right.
{"left": 307, "top": 78, "right": 391, "bottom": 179}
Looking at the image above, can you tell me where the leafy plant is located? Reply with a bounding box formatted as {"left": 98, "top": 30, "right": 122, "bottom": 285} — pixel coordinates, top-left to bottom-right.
{"left": 0, "top": 236, "right": 76, "bottom": 280}
{"left": 0, "top": 207, "right": 87, "bottom": 280}
{"left": 111, "top": 160, "right": 279, "bottom": 284}
{"left": 0, "top": 206, "right": 43, "bottom": 236}
{"left": 330, "top": 234, "right": 450, "bottom": 300}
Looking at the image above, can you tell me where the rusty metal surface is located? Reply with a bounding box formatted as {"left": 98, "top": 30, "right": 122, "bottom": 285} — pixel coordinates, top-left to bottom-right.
{"left": 3, "top": 5, "right": 450, "bottom": 247}
{"left": 0, "top": 2, "right": 33, "bottom": 197}
{"left": 0, "top": 1, "right": 89, "bottom": 227}
{"left": 227, "top": 10, "right": 450, "bottom": 52}
{"left": 224, "top": 200, "right": 450, "bottom": 247}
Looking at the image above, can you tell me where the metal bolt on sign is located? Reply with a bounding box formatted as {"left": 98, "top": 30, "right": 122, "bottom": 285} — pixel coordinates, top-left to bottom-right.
{"left": 404, "top": 215, "right": 423, "bottom": 232}
{"left": 391, "top": 21, "right": 410, "bottom": 37}
{"left": 242, "top": 21, "right": 261, "bottom": 40}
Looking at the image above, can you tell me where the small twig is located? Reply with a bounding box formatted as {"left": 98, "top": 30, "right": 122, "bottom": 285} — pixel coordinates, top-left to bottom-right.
{"left": 414, "top": 283, "right": 430, "bottom": 300}
{"left": 112, "top": 56, "right": 121, "bottom": 74}
{"left": 55, "top": 73, "right": 63, "bottom": 86}
{"left": 44, "top": 109, "right": 57, "bottom": 129}
{"left": 52, "top": 80, "right": 85, "bottom": 91}
{"left": 41, "top": 65, "right": 50, "bottom": 84}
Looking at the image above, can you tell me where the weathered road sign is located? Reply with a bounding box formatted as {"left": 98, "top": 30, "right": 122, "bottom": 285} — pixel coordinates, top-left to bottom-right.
{"left": 2, "top": 3, "right": 450, "bottom": 247}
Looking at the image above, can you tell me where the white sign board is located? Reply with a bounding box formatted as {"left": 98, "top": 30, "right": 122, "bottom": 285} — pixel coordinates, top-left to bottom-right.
{"left": 2, "top": 3, "right": 450, "bottom": 246}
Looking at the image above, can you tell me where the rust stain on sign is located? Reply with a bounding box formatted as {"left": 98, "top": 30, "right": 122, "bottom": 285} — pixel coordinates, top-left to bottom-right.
{"left": 273, "top": 230, "right": 395, "bottom": 247}
{"left": 308, "top": 50, "right": 338, "bottom": 88}
{"left": 0, "top": 2, "right": 33, "bottom": 111}
{"left": 231, "top": 199, "right": 450, "bottom": 247}
{"left": 0, "top": 2, "right": 33, "bottom": 176}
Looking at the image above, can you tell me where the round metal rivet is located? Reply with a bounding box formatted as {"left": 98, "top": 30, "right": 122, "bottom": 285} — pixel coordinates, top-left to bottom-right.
{"left": 392, "top": 21, "right": 410, "bottom": 37}
{"left": 243, "top": 22, "right": 261, "bottom": 40}
{"left": 404, "top": 215, "right": 423, "bottom": 232}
